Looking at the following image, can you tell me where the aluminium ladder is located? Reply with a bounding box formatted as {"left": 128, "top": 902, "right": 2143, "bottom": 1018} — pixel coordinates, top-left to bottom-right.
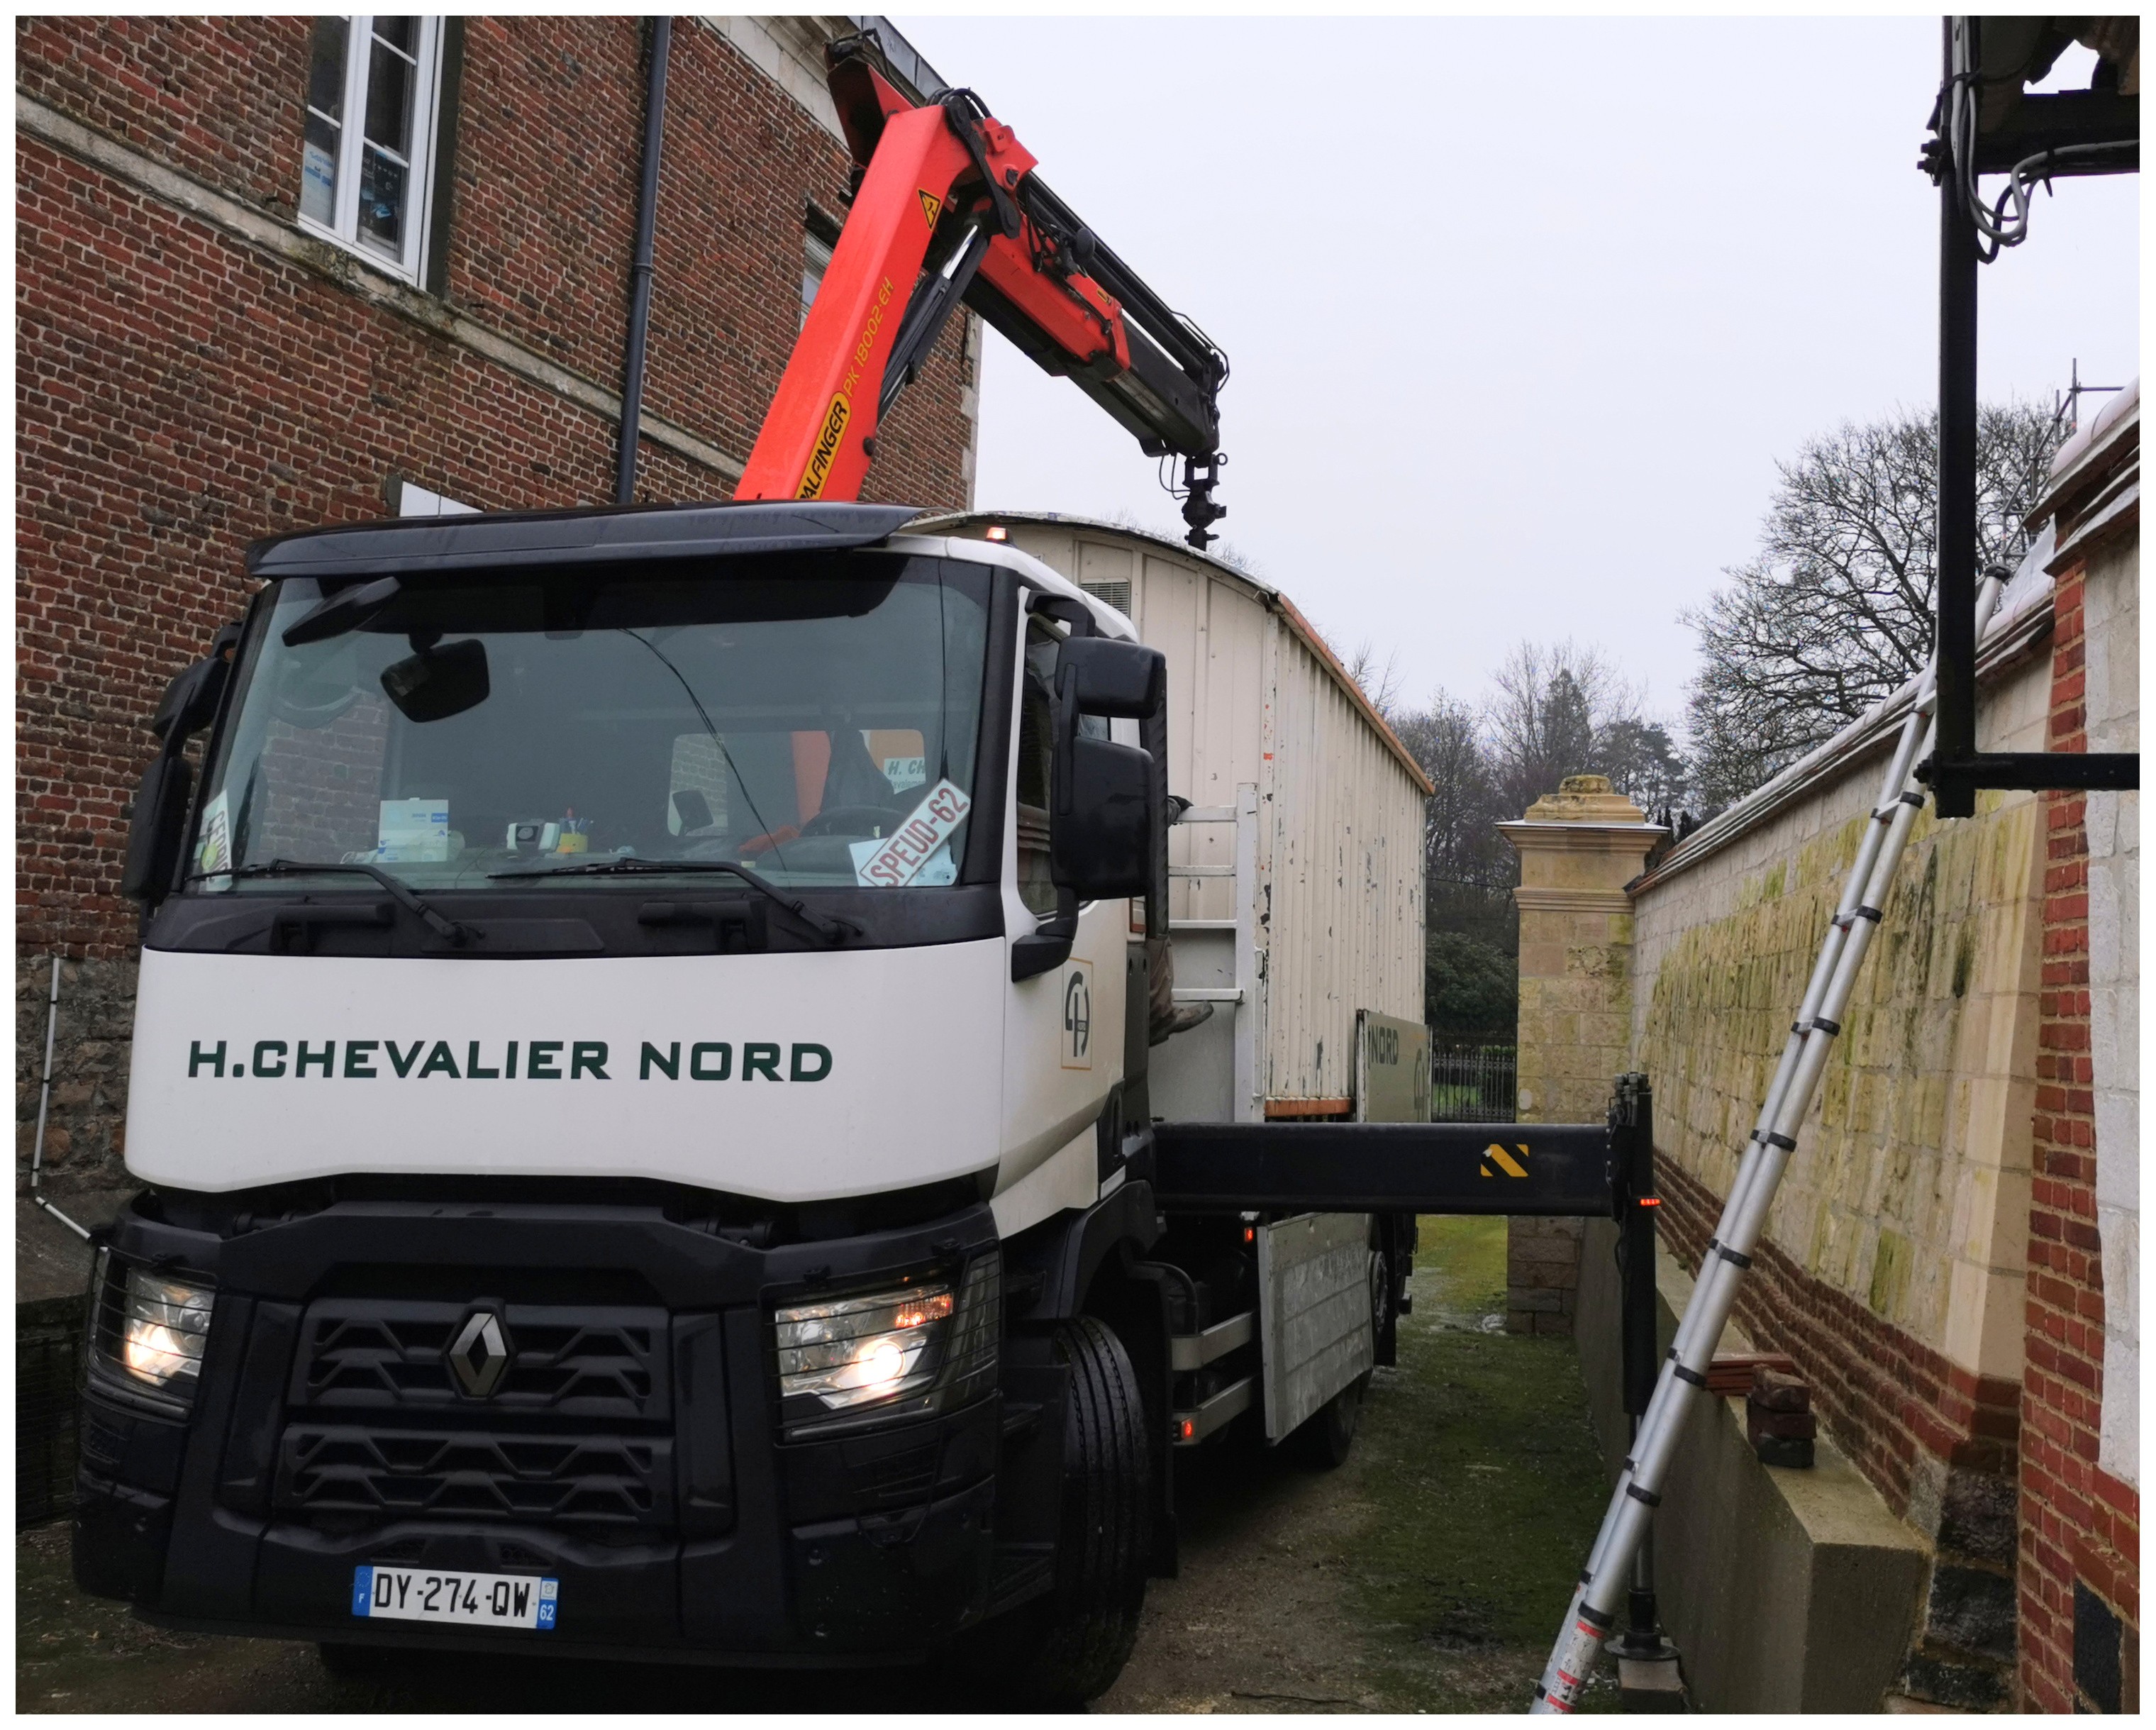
{"left": 1166, "top": 782, "right": 1264, "bottom": 1124}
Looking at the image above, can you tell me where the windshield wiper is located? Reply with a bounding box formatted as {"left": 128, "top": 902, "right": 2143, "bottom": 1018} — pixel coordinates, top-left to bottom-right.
{"left": 187, "top": 859, "right": 480, "bottom": 946}
{"left": 488, "top": 855, "right": 859, "bottom": 944}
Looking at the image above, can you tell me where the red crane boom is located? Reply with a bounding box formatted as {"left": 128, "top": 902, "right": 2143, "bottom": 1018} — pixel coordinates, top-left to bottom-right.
{"left": 735, "top": 38, "right": 1228, "bottom": 547}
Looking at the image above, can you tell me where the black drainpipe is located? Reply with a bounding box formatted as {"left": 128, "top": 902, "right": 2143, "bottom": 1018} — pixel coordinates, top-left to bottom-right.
{"left": 615, "top": 16, "right": 672, "bottom": 504}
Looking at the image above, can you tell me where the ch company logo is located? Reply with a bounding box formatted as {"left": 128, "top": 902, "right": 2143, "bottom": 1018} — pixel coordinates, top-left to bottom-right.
{"left": 1061, "top": 963, "right": 1093, "bottom": 1071}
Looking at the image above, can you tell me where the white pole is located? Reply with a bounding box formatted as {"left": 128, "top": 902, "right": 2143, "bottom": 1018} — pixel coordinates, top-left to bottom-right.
{"left": 30, "top": 955, "right": 92, "bottom": 1241}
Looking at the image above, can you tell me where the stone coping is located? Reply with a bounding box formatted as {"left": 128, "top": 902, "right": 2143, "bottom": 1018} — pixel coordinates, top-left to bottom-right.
{"left": 1513, "top": 886, "right": 1633, "bottom": 914}
{"left": 1499, "top": 821, "right": 1668, "bottom": 852}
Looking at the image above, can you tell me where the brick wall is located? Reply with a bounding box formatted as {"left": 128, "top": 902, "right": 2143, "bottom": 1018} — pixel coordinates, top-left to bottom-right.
{"left": 16, "top": 16, "right": 979, "bottom": 1199}
{"left": 1658, "top": 1160, "right": 2020, "bottom": 1523}
{"left": 2020, "top": 558, "right": 2140, "bottom": 1712}
{"left": 16, "top": 16, "right": 312, "bottom": 218}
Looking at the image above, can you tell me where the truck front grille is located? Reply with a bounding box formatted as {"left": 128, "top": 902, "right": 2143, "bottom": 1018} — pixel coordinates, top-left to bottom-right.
{"left": 277, "top": 1297, "right": 681, "bottom": 1535}
{"left": 277, "top": 1424, "right": 673, "bottom": 1527}
{"left": 294, "top": 1300, "right": 667, "bottom": 1423}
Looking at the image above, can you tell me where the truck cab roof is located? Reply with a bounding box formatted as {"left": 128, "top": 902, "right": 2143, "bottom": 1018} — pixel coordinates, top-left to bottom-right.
{"left": 244, "top": 501, "right": 1138, "bottom": 642}
{"left": 245, "top": 500, "right": 922, "bottom": 580}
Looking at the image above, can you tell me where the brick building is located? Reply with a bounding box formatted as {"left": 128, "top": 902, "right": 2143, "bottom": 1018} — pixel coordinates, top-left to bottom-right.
{"left": 16, "top": 16, "right": 981, "bottom": 1224}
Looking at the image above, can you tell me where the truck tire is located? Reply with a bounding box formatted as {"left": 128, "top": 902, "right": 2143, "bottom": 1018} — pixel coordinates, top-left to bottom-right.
{"left": 1369, "top": 1224, "right": 1396, "bottom": 1365}
{"left": 991, "top": 1316, "right": 1152, "bottom": 1704}
{"left": 1290, "top": 1373, "right": 1365, "bottom": 1470}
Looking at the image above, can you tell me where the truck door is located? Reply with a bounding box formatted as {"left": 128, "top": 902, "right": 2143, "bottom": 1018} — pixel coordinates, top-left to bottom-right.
{"left": 994, "top": 614, "right": 1128, "bottom": 1213}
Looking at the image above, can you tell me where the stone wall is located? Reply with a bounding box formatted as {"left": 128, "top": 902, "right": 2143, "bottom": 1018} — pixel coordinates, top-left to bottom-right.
{"left": 15, "top": 955, "right": 138, "bottom": 1204}
{"left": 1616, "top": 565, "right": 2057, "bottom": 1707}
{"left": 1594, "top": 388, "right": 2143, "bottom": 1712}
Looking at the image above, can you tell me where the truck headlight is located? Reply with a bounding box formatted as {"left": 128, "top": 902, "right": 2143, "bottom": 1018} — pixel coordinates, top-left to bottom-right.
{"left": 89, "top": 1250, "right": 216, "bottom": 1405}
{"left": 773, "top": 1253, "right": 999, "bottom": 1439}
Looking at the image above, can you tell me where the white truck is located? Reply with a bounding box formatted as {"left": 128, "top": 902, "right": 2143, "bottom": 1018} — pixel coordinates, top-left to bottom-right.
{"left": 75, "top": 506, "right": 1431, "bottom": 1700}
{"left": 72, "top": 40, "right": 1437, "bottom": 1705}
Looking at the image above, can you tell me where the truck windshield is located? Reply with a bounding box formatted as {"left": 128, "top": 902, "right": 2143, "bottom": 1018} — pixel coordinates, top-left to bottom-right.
{"left": 191, "top": 555, "right": 991, "bottom": 892}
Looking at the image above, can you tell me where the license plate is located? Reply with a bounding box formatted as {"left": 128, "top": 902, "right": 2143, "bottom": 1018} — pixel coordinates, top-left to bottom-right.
{"left": 352, "top": 1565, "right": 557, "bottom": 1631}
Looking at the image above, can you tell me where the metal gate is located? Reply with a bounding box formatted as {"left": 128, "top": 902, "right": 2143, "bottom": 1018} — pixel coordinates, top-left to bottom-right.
{"left": 1430, "top": 1043, "right": 1517, "bottom": 1124}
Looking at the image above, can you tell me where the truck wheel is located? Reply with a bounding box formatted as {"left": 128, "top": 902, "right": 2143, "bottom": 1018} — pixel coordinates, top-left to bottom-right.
{"left": 1290, "top": 1374, "right": 1365, "bottom": 1469}
{"left": 1369, "top": 1227, "right": 1396, "bottom": 1364}
{"left": 993, "top": 1316, "right": 1152, "bottom": 1705}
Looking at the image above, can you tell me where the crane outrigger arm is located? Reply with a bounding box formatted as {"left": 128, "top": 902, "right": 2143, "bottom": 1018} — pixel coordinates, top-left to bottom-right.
{"left": 734, "top": 40, "right": 1228, "bottom": 546}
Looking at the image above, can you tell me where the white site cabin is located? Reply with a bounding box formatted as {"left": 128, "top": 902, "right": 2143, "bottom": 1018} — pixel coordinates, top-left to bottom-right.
{"left": 931, "top": 513, "right": 1433, "bottom": 1439}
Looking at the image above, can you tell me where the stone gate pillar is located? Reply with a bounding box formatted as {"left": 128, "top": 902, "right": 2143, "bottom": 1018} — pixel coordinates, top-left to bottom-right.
{"left": 1497, "top": 775, "right": 1662, "bottom": 1333}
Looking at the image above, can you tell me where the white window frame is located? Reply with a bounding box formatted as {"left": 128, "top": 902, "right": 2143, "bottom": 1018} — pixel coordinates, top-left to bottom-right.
{"left": 297, "top": 16, "right": 445, "bottom": 287}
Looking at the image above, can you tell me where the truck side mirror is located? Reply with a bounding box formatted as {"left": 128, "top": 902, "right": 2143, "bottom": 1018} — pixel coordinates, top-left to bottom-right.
{"left": 1061, "top": 637, "right": 1165, "bottom": 718}
{"left": 148, "top": 653, "right": 230, "bottom": 745}
{"left": 128, "top": 645, "right": 242, "bottom": 907}
{"left": 121, "top": 752, "right": 194, "bottom": 904}
{"left": 1052, "top": 735, "right": 1153, "bottom": 898}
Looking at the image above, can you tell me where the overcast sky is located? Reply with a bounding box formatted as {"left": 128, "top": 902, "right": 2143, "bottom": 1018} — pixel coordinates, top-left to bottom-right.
{"left": 894, "top": 15, "right": 2140, "bottom": 727}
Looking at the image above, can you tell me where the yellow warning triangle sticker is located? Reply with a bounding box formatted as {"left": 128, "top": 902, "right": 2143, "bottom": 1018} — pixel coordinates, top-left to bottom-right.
{"left": 918, "top": 189, "right": 943, "bottom": 229}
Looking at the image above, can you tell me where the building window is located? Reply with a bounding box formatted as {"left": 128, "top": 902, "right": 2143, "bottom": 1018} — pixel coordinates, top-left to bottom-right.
{"left": 393, "top": 479, "right": 477, "bottom": 517}
{"left": 801, "top": 231, "right": 833, "bottom": 328}
{"left": 299, "top": 16, "right": 443, "bottom": 283}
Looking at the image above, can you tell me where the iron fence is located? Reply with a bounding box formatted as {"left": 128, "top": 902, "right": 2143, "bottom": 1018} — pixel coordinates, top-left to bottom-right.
{"left": 1430, "top": 1043, "right": 1518, "bottom": 1124}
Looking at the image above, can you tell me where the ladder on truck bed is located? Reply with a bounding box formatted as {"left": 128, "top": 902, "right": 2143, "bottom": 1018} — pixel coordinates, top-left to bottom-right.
{"left": 1163, "top": 782, "right": 1262, "bottom": 1123}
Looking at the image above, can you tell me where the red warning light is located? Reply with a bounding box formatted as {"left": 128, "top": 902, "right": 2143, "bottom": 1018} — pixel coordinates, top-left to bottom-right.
{"left": 984, "top": 525, "right": 1009, "bottom": 542}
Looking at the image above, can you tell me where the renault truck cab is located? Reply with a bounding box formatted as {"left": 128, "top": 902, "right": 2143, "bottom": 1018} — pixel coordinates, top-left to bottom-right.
{"left": 77, "top": 501, "right": 1189, "bottom": 1700}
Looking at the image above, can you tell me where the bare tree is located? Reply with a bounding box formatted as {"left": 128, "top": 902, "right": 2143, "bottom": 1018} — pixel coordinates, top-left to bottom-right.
{"left": 1484, "top": 640, "right": 1648, "bottom": 816}
{"left": 1374, "top": 641, "right": 1691, "bottom": 1037}
{"left": 1684, "top": 401, "right": 2059, "bottom": 806}
{"left": 1391, "top": 695, "right": 1510, "bottom": 894}
{"left": 1342, "top": 639, "right": 1404, "bottom": 720}
{"left": 1390, "top": 692, "right": 1517, "bottom": 1033}
{"left": 1596, "top": 717, "right": 1690, "bottom": 812}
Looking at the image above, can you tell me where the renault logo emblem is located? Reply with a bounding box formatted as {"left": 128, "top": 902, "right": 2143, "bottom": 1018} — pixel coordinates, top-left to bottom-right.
{"left": 448, "top": 1310, "right": 513, "bottom": 1399}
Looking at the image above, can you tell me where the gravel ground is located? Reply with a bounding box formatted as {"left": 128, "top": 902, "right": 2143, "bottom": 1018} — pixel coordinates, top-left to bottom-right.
{"left": 18, "top": 1216, "right": 1616, "bottom": 1714}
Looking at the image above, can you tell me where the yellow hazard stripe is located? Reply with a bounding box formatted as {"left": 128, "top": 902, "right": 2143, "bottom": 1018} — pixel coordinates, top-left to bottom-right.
{"left": 1484, "top": 1144, "right": 1529, "bottom": 1179}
